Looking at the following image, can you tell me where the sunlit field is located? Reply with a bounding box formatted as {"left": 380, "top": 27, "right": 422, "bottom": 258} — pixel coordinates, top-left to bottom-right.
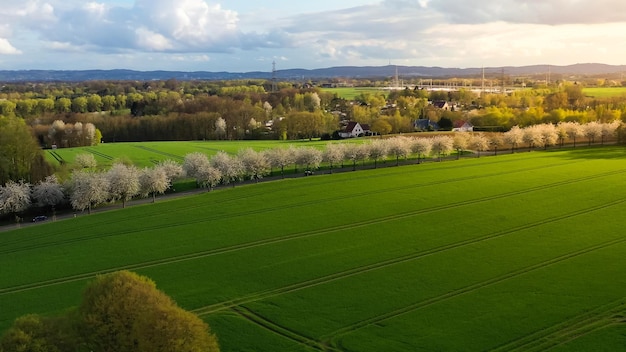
{"left": 45, "top": 139, "right": 366, "bottom": 169}
{"left": 583, "top": 87, "right": 626, "bottom": 98}
{"left": 320, "top": 87, "right": 387, "bottom": 100}
{"left": 3, "top": 146, "right": 626, "bottom": 351}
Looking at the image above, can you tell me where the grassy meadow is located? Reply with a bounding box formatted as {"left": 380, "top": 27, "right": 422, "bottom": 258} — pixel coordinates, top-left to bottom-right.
{"left": 583, "top": 87, "right": 626, "bottom": 98}
{"left": 45, "top": 139, "right": 365, "bottom": 169}
{"left": 320, "top": 87, "right": 387, "bottom": 100}
{"left": 3, "top": 146, "right": 626, "bottom": 351}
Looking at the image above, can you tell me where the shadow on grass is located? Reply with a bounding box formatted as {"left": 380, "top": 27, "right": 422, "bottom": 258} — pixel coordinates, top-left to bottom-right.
{"left": 544, "top": 145, "right": 626, "bottom": 160}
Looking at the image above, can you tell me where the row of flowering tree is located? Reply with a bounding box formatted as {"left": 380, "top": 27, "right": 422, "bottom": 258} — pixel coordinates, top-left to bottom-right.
{"left": 2, "top": 120, "right": 621, "bottom": 222}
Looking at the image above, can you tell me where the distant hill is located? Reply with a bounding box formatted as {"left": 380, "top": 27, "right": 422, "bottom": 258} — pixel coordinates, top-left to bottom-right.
{"left": 0, "top": 63, "right": 624, "bottom": 82}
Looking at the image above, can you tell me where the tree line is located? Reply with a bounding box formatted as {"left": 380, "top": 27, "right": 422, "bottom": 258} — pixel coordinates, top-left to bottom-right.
{"left": 2, "top": 120, "right": 620, "bottom": 224}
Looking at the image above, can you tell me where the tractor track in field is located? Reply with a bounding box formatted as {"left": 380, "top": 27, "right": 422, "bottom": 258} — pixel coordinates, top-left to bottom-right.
{"left": 133, "top": 145, "right": 185, "bottom": 161}
{"left": 188, "top": 198, "right": 626, "bottom": 316}
{"left": 322, "top": 234, "right": 626, "bottom": 349}
{"left": 231, "top": 306, "right": 341, "bottom": 352}
{"left": 47, "top": 150, "right": 64, "bottom": 163}
{"left": 84, "top": 147, "right": 114, "bottom": 160}
{"left": 491, "top": 298, "right": 626, "bottom": 352}
{"left": 2, "top": 154, "right": 573, "bottom": 250}
{"left": 2, "top": 192, "right": 624, "bottom": 299}
{"left": 0, "top": 158, "right": 608, "bottom": 254}
{"left": 1, "top": 171, "right": 625, "bottom": 295}
{"left": 0, "top": 161, "right": 622, "bottom": 258}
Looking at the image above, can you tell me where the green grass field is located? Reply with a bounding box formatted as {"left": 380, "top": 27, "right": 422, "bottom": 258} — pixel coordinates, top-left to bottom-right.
{"left": 320, "top": 87, "right": 387, "bottom": 100}
{"left": 3, "top": 146, "right": 626, "bottom": 351}
{"left": 583, "top": 87, "right": 626, "bottom": 98}
{"left": 45, "top": 139, "right": 367, "bottom": 169}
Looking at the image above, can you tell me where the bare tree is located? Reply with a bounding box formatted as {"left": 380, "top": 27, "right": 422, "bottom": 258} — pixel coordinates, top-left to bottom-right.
{"left": 323, "top": 143, "right": 345, "bottom": 173}
{"left": 32, "top": 175, "right": 65, "bottom": 218}
{"left": 69, "top": 171, "right": 110, "bottom": 214}
{"left": 238, "top": 148, "right": 269, "bottom": 182}
{"left": 265, "top": 147, "right": 295, "bottom": 178}
{"left": 411, "top": 137, "right": 432, "bottom": 163}
{"left": 0, "top": 180, "right": 32, "bottom": 226}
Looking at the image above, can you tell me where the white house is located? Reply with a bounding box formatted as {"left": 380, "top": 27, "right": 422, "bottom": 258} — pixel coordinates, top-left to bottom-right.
{"left": 340, "top": 121, "right": 370, "bottom": 138}
{"left": 452, "top": 120, "right": 474, "bottom": 132}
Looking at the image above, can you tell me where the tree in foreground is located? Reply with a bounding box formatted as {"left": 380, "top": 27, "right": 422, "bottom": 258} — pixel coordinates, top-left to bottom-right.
{"left": 79, "top": 271, "right": 219, "bottom": 352}
{"left": 0, "top": 314, "right": 78, "bottom": 352}
{"left": 0, "top": 271, "right": 220, "bottom": 352}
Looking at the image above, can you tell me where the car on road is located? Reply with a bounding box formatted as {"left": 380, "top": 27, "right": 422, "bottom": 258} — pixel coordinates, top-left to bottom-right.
{"left": 32, "top": 215, "right": 47, "bottom": 222}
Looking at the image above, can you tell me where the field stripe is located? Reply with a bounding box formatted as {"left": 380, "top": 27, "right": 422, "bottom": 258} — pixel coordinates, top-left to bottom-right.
{"left": 1, "top": 173, "right": 625, "bottom": 296}
{"left": 322, "top": 235, "right": 626, "bottom": 348}
{"left": 133, "top": 145, "right": 185, "bottom": 161}
{"left": 490, "top": 298, "right": 626, "bottom": 351}
{"left": 84, "top": 147, "right": 114, "bottom": 160}
{"left": 231, "top": 306, "right": 340, "bottom": 352}
{"left": 187, "top": 198, "right": 626, "bottom": 315}
{"left": 0, "top": 159, "right": 617, "bottom": 256}
{"left": 2, "top": 152, "right": 577, "bottom": 249}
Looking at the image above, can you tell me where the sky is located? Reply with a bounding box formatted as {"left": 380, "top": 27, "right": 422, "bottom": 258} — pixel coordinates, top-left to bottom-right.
{"left": 1, "top": 0, "right": 626, "bottom": 72}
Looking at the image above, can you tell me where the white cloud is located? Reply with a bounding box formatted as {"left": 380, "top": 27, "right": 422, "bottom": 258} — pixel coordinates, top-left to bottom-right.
{"left": 135, "top": 27, "right": 174, "bottom": 51}
{"left": 0, "top": 38, "right": 21, "bottom": 54}
{"left": 2, "top": 0, "right": 626, "bottom": 71}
